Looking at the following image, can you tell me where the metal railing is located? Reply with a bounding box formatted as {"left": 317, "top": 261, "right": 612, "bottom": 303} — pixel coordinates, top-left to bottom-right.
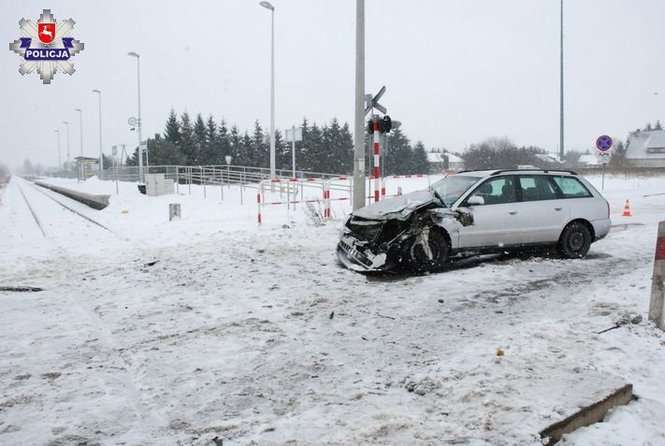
{"left": 98, "top": 164, "right": 349, "bottom": 184}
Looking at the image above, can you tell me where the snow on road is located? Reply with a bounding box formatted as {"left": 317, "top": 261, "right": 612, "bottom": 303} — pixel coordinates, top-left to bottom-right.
{"left": 1, "top": 174, "right": 665, "bottom": 445}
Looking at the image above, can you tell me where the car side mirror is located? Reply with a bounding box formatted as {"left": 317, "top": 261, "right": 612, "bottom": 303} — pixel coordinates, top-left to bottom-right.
{"left": 467, "top": 195, "right": 485, "bottom": 206}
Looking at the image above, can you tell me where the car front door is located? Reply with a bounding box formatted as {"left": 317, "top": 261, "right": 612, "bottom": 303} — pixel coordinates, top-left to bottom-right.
{"left": 515, "top": 175, "right": 570, "bottom": 243}
{"left": 457, "top": 176, "right": 523, "bottom": 249}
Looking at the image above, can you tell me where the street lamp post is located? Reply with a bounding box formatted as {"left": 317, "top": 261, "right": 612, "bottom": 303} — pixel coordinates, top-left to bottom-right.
{"left": 559, "top": 0, "right": 565, "bottom": 161}
{"left": 92, "top": 89, "right": 103, "bottom": 173}
{"left": 353, "top": 0, "right": 366, "bottom": 210}
{"left": 75, "top": 108, "right": 84, "bottom": 156}
{"left": 62, "top": 120, "right": 71, "bottom": 165}
{"left": 54, "top": 129, "right": 61, "bottom": 170}
{"left": 128, "top": 51, "right": 144, "bottom": 182}
{"left": 259, "top": 1, "right": 276, "bottom": 178}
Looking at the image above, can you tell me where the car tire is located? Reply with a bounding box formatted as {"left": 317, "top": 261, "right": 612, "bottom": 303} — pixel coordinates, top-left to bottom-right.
{"left": 406, "top": 227, "right": 450, "bottom": 272}
{"left": 558, "top": 221, "right": 592, "bottom": 259}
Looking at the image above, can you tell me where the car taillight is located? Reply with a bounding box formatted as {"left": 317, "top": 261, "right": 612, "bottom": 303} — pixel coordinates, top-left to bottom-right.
{"left": 606, "top": 200, "right": 610, "bottom": 218}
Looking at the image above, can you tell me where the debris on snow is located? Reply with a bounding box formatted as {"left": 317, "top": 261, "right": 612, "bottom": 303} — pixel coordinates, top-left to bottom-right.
{"left": 405, "top": 376, "right": 441, "bottom": 396}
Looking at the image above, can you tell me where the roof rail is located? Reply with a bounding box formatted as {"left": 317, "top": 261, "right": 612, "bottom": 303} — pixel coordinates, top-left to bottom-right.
{"left": 489, "top": 168, "right": 578, "bottom": 176}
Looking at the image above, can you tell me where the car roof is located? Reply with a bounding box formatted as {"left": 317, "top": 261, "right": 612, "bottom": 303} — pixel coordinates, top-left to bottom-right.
{"left": 456, "top": 169, "right": 577, "bottom": 177}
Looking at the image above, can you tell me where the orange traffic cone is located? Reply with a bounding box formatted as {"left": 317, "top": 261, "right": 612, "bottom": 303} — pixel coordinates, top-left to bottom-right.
{"left": 622, "top": 199, "right": 633, "bottom": 217}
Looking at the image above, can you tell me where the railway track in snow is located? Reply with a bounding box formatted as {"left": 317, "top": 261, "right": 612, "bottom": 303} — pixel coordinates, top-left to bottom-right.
{"left": 16, "top": 177, "right": 116, "bottom": 238}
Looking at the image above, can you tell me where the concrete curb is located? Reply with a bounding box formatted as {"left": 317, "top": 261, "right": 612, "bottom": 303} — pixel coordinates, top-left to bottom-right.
{"left": 34, "top": 181, "right": 110, "bottom": 210}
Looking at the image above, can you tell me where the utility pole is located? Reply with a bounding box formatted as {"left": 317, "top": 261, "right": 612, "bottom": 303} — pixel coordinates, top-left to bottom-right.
{"left": 291, "top": 125, "right": 296, "bottom": 177}
{"left": 353, "top": 0, "right": 365, "bottom": 210}
{"left": 128, "top": 52, "right": 144, "bottom": 182}
{"left": 259, "top": 1, "right": 276, "bottom": 178}
{"left": 92, "top": 89, "right": 103, "bottom": 173}
{"left": 75, "top": 108, "right": 83, "bottom": 156}
{"left": 559, "top": 0, "right": 565, "bottom": 161}
{"left": 54, "top": 129, "right": 61, "bottom": 169}
{"left": 62, "top": 120, "right": 70, "bottom": 164}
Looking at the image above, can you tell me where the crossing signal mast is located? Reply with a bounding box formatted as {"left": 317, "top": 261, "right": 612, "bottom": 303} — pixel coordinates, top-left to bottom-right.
{"left": 364, "top": 86, "right": 395, "bottom": 203}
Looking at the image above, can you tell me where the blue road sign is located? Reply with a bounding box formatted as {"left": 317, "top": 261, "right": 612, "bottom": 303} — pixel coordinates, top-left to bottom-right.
{"left": 596, "top": 135, "right": 613, "bottom": 152}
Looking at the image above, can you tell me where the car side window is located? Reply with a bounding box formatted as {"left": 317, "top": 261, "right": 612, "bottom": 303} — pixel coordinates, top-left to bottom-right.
{"left": 551, "top": 176, "right": 592, "bottom": 198}
{"left": 467, "top": 176, "right": 518, "bottom": 205}
{"left": 518, "top": 175, "right": 558, "bottom": 201}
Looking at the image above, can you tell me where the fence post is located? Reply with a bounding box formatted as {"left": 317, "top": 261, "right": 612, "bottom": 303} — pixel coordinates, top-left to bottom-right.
{"left": 175, "top": 166, "right": 179, "bottom": 194}
{"left": 649, "top": 221, "right": 665, "bottom": 330}
{"left": 188, "top": 167, "right": 192, "bottom": 194}
{"left": 202, "top": 166, "right": 206, "bottom": 199}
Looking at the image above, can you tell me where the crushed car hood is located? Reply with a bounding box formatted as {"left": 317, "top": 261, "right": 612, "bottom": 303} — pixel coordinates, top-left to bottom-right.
{"left": 352, "top": 190, "right": 439, "bottom": 220}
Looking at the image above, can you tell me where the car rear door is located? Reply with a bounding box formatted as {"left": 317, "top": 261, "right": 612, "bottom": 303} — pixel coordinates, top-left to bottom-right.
{"left": 514, "top": 174, "right": 570, "bottom": 243}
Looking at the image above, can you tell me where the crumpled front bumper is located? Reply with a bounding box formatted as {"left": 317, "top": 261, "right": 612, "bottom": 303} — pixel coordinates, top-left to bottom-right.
{"left": 336, "top": 234, "right": 388, "bottom": 272}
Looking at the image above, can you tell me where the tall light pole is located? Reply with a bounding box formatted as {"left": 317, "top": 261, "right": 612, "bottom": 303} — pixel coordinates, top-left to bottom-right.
{"left": 128, "top": 51, "right": 144, "bottom": 182}
{"left": 75, "top": 108, "right": 84, "bottom": 156}
{"left": 92, "top": 89, "right": 103, "bottom": 173}
{"left": 54, "top": 129, "right": 61, "bottom": 169}
{"left": 62, "top": 120, "right": 70, "bottom": 164}
{"left": 259, "top": 1, "right": 276, "bottom": 178}
{"left": 352, "top": 0, "right": 365, "bottom": 210}
{"left": 559, "top": 0, "right": 565, "bottom": 161}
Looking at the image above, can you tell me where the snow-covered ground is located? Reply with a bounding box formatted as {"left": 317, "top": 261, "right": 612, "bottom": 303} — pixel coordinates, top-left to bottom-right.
{"left": 1, "top": 173, "right": 664, "bottom": 445}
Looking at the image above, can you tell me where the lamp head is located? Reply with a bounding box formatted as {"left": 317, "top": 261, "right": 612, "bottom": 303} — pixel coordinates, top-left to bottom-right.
{"left": 259, "top": 1, "right": 274, "bottom": 11}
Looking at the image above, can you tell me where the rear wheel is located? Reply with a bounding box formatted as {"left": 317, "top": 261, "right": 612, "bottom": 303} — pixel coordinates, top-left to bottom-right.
{"left": 406, "top": 227, "right": 450, "bottom": 272}
{"left": 558, "top": 221, "right": 592, "bottom": 258}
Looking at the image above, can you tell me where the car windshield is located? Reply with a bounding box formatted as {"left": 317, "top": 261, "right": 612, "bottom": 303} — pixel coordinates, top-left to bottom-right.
{"left": 431, "top": 175, "right": 481, "bottom": 207}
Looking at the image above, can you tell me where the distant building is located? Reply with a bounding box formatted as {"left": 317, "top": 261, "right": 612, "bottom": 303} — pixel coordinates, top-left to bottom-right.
{"left": 445, "top": 152, "right": 465, "bottom": 171}
{"left": 625, "top": 129, "right": 665, "bottom": 168}
{"left": 74, "top": 156, "right": 99, "bottom": 180}
{"left": 578, "top": 153, "right": 602, "bottom": 168}
{"left": 426, "top": 149, "right": 464, "bottom": 173}
{"left": 426, "top": 151, "right": 444, "bottom": 172}
{"left": 534, "top": 153, "right": 563, "bottom": 166}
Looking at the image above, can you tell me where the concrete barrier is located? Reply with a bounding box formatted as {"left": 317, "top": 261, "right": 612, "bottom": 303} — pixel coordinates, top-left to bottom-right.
{"left": 34, "top": 181, "right": 110, "bottom": 210}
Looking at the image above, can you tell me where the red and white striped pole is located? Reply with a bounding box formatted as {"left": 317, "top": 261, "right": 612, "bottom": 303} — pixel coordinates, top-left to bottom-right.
{"left": 324, "top": 181, "right": 331, "bottom": 219}
{"left": 649, "top": 221, "right": 665, "bottom": 329}
{"left": 257, "top": 181, "right": 263, "bottom": 224}
{"left": 372, "top": 116, "right": 381, "bottom": 202}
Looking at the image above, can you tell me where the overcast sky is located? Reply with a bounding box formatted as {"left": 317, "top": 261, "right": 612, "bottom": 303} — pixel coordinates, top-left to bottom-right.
{"left": 2, "top": 0, "right": 665, "bottom": 169}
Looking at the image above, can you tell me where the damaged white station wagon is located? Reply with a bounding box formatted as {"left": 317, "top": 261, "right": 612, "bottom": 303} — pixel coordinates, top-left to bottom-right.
{"left": 337, "top": 169, "right": 611, "bottom": 272}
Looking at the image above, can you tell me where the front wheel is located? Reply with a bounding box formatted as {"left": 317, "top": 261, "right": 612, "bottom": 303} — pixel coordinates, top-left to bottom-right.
{"left": 406, "top": 227, "right": 450, "bottom": 272}
{"left": 558, "top": 221, "right": 592, "bottom": 258}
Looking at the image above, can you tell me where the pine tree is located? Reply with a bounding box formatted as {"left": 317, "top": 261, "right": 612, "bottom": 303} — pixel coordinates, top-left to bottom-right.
{"left": 305, "top": 123, "right": 324, "bottom": 171}
{"left": 193, "top": 114, "right": 207, "bottom": 164}
{"left": 148, "top": 134, "right": 185, "bottom": 165}
{"left": 199, "top": 115, "right": 217, "bottom": 165}
{"left": 296, "top": 118, "right": 310, "bottom": 172}
{"left": 242, "top": 132, "right": 254, "bottom": 167}
{"left": 180, "top": 112, "right": 196, "bottom": 165}
{"left": 656, "top": 120, "right": 663, "bottom": 131}
{"left": 229, "top": 125, "right": 243, "bottom": 165}
{"left": 411, "top": 141, "right": 429, "bottom": 174}
{"left": 251, "top": 120, "right": 266, "bottom": 168}
{"left": 164, "top": 109, "right": 181, "bottom": 144}
{"left": 384, "top": 128, "right": 412, "bottom": 175}
{"left": 217, "top": 119, "right": 231, "bottom": 164}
